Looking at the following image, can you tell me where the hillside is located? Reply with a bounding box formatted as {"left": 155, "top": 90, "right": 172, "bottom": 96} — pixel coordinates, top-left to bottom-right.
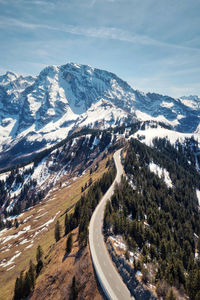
{"left": 0, "top": 142, "right": 113, "bottom": 300}
{"left": 30, "top": 228, "right": 103, "bottom": 300}
{"left": 0, "top": 128, "right": 123, "bottom": 228}
{"left": 104, "top": 138, "right": 200, "bottom": 299}
{"left": 1, "top": 120, "right": 200, "bottom": 299}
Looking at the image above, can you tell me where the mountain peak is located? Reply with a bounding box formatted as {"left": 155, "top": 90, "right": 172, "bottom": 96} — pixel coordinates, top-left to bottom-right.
{"left": 0, "top": 62, "right": 200, "bottom": 169}
{"left": 0, "top": 71, "right": 18, "bottom": 85}
{"left": 180, "top": 95, "right": 200, "bottom": 101}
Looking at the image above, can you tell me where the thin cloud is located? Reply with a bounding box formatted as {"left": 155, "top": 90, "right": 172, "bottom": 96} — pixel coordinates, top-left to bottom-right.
{"left": 0, "top": 16, "right": 199, "bottom": 53}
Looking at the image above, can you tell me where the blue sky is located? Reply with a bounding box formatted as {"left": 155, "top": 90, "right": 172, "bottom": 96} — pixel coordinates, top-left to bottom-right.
{"left": 0, "top": 0, "right": 199, "bottom": 97}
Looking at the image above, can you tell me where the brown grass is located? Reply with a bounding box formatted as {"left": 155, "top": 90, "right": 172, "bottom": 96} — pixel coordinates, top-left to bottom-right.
{"left": 0, "top": 155, "right": 109, "bottom": 300}
{"left": 30, "top": 228, "right": 103, "bottom": 300}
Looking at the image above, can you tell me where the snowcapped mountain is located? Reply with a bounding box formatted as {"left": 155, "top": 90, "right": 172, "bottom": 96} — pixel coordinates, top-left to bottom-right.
{"left": 0, "top": 63, "right": 200, "bottom": 169}
{"left": 180, "top": 95, "right": 200, "bottom": 110}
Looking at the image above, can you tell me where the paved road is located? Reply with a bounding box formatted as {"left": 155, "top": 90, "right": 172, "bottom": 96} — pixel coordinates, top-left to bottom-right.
{"left": 89, "top": 149, "right": 134, "bottom": 300}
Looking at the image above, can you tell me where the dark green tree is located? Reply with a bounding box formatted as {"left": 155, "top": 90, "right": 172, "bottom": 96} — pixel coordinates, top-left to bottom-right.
{"left": 70, "top": 276, "right": 79, "bottom": 300}
{"left": 14, "top": 218, "right": 19, "bottom": 229}
{"left": 14, "top": 272, "right": 24, "bottom": 300}
{"left": 28, "top": 260, "right": 36, "bottom": 290}
{"left": 55, "top": 220, "right": 61, "bottom": 242}
{"left": 64, "top": 213, "right": 69, "bottom": 235}
{"left": 36, "top": 245, "right": 43, "bottom": 263}
{"left": 36, "top": 245, "right": 43, "bottom": 276}
{"left": 23, "top": 272, "right": 31, "bottom": 297}
{"left": 66, "top": 233, "right": 73, "bottom": 253}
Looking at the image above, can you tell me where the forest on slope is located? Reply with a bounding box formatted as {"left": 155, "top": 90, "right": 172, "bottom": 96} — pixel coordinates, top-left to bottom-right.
{"left": 104, "top": 138, "right": 200, "bottom": 299}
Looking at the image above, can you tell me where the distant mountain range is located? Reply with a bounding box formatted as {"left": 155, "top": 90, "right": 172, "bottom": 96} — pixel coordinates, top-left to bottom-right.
{"left": 0, "top": 62, "right": 199, "bottom": 169}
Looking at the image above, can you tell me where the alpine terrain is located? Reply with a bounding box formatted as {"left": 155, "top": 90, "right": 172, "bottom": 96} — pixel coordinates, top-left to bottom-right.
{"left": 0, "top": 63, "right": 200, "bottom": 169}
{"left": 0, "top": 63, "right": 200, "bottom": 300}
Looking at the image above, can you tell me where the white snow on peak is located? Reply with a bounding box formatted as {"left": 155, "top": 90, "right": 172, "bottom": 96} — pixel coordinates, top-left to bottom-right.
{"left": 160, "top": 101, "right": 174, "bottom": 108}
{"left": 179, "top": 95, "right": 200, "bottom": 110}
{"left": 135, "top": 110, "right": 179, "bottom": 126}
{"left": 0, "top": 71, "right": 18, "bottom": 85}
{"left": 149, "top": 162, "right": 173, "bottom": 188}
{"left": 1, "top": 62, "right": 200, "bottom": 170}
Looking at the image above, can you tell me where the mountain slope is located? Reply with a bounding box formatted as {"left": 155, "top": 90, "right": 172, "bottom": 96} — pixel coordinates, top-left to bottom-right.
{"left": 104, "top": 138, "right": 200, "bottom": 299}
{"left": 0, "top": 63, "right": 200, "bottom": 169}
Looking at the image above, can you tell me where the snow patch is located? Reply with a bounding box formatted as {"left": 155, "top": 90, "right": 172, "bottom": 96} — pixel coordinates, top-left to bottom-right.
{"left": 36, "top": 211, "right": 60, "bottom": 231}
{"left": 0, "top": 251, "right": 21, "bottom": 268}
{"left": 0, "top": 225, "right": 31, "bottom": 244}
{"left": 160, "top": 101, "right": 174, "bottom": 108}
{"left": 133, "top": 126, "right": 200, "bottom": 147}
{"left": 6, "top": 265, "right": 15, "bottom": 271}
{"left": 19, "top": 238, "right": 29, "bottom": 245}
{"left": 196, "top": 189, "right": 200, "bottom": 206}
{"left": 25, "top": 241, "right": 34, "bottom": 249}
{"left": 149, "top": 162, "right": 173, "bottom": 188}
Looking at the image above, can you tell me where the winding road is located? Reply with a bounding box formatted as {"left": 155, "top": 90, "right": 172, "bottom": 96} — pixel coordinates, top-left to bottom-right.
{"left": 89, "top": 149, "right": 134, "bottom": 300}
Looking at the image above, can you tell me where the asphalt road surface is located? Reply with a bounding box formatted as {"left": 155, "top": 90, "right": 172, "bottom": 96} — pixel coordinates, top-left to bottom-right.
{"left": 89, "top": 149, "right": 134, "bottom": 300}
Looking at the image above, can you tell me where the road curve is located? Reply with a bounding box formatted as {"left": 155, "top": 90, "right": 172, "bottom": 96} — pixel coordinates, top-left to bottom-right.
{"left": 89, "top": 149, "right": 134, "bottom": 300}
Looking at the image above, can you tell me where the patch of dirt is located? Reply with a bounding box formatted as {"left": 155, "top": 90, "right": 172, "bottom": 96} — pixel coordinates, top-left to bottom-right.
{"left": 30, "top": 228, "right": 103, "bottom": 300}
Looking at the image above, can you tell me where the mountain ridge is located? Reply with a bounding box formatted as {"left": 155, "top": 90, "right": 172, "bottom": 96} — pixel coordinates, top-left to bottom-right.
{"left": 0, "top": 62, "right": 200, "bottom": 169}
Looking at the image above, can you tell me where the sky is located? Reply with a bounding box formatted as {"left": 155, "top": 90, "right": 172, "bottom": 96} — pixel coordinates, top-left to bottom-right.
{"left": 0, "top": 0, "right": 199, "bottom": 98}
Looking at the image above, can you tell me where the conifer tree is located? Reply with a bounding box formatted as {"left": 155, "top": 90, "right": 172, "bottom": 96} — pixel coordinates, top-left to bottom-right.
{"left": 36, "top": 245, "right": 43, "bottom": 276}
{"left": 66, "top": 233, "right": 73, "bottom": 253}
{"left": 14, "top": 218, "right": 19, "bottom": 229}
{"left": 28, "top": 260, "right": 36, "bottom": 289}
{"left": 55, "top": 220, "right": 61, "bottom": 242}
{"left": 64, "top": 213, "right": 69, "bottom": 235}
{"left": 14, "top": 272, "right": 24, "bottom": 300}
{"left": 24, "top": 272, "right": 31, "bottom": 297}
{"left": 70, "top": 276, "right": 79, "bottom": 300}
{"left": 36, "top": 245, "right": 43, "bottom": 263}
{"left": 14, "top": 277, "right": 21, "bottom": 300}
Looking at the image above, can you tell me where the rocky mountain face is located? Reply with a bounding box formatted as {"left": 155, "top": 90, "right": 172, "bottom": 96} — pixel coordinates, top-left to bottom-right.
{"left": 0, "top": 63, "right": 200, "bottom": 169}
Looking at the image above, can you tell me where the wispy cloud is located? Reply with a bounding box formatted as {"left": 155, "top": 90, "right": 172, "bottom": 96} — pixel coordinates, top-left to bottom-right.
{"left": 0, "top": 16, "right": 199, "bottom": 53}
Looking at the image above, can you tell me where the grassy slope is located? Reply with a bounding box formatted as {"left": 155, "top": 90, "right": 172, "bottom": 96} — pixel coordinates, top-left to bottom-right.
{"left": 0, "top": 155, "right": 109, "bottom": 300}
{"left": 30, "top": 228, "right": 103, "bottom": 300}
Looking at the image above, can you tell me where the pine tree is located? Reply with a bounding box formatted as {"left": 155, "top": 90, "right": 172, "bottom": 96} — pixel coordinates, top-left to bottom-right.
{"left": 64, "top": 213, "right": 69, "bottom": 235}
{"left": 160, "top": 240, "right": 167, "bottom": 260}
{"left": 14, "top": 272, "right": 24, "bottom": 300}
{"left": 88, "top": 177, "right": 93, "bottom": 186}
{"left": 36, "top": 245, "right": 43, "bottom": 276}
{"left": 66, "top": 233, "right": 73, "bottom": 253}
{"left": 55, "top": 220, "right": 61, "bottom": 242}
{"left": 70, "top": 276, "right": 79, "bottom": 300}
{"left": 14, "top": 277, "right": 21, "bottom": 300}
{"left": 24, "top": 272, "right": 31, "bottom": 297}
{"left": 28, "top": 260, "right": 36, "bottom": 289}
{"left": 36, "top": 245, "right": 43, "bottom": 263}
{"left": 14, "top": 218, "right": 19, "bottom": 229}
{"left": 36, "top": 259, "right": 43, "bottom": 276}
